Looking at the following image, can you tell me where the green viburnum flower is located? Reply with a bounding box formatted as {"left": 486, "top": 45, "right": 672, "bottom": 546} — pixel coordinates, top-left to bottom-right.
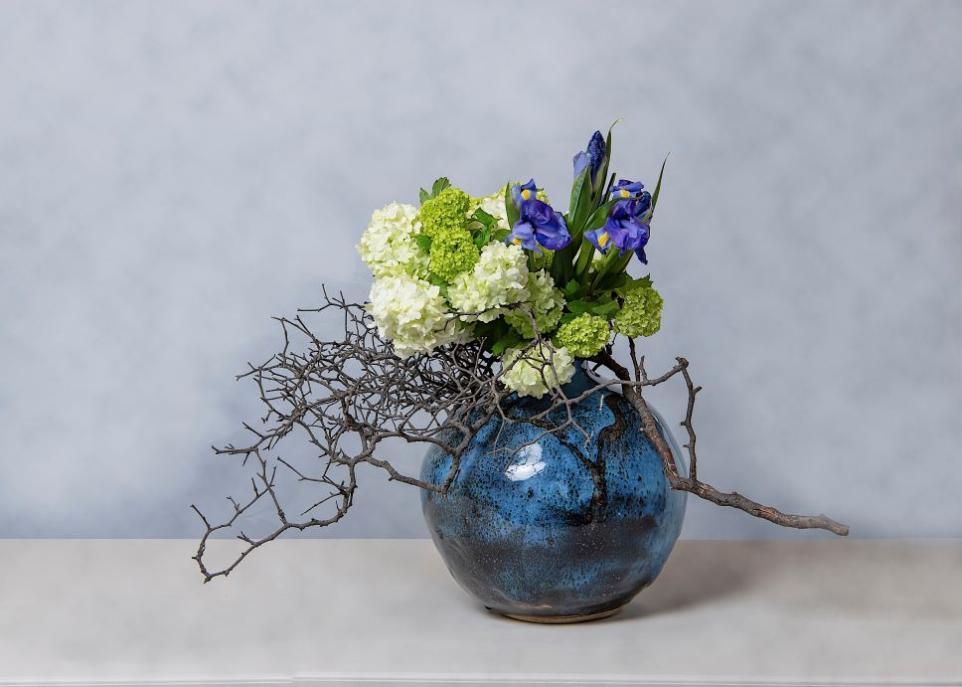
{"left": 428, "top": 227, "right": 479, "bottom": 282}
{"left": 554, "top": 313, "right": 611, "bottom": 358}
{"left": 614, "top": 285, "right": 663, "bottom": 338}
{"left": 418, "top": 187, "right": 471, "bottom": 236}
{"left": 504, "top": 270, "right": 565, "bottom": 338}
{"left": 500, "top": 342, "right": 575, "bottom": 399}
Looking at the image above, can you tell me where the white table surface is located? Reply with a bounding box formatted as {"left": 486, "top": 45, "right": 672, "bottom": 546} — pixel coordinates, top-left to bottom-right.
{"left": 0, "top": 539, "right": 959, "bottom": 686}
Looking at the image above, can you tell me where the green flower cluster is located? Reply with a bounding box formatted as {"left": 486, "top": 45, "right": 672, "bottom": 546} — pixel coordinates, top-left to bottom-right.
{"left": 614, "top": 285, "right": 663, "bottom": 337}
{"left": 417, "top": 187, "right": 471, "bottom": 237}
{"left": 504, "top": 271, "right": 565, "bottom": 338}
{"left": 428, "top": 227, "right": 479, "bottom": 282}
{"left": 554, "top": 313, "right": 611, "bottom": 358}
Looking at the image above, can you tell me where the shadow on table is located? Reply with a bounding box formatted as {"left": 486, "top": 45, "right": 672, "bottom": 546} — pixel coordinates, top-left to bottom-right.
{"left": 614, "top": 541, "right": 763, "bottom": 621}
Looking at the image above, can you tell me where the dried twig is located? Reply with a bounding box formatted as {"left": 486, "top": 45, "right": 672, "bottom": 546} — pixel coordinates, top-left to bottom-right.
{"left": 592, "top": 350, "right": 849, "bottom": 536}
{"left": 193, "top": 288, "right": 847, "bottom": 582}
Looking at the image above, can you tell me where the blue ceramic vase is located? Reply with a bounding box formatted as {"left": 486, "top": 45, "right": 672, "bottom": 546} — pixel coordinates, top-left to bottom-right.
{"left": 420, "top": 361, "right": 687, "bottom": 623}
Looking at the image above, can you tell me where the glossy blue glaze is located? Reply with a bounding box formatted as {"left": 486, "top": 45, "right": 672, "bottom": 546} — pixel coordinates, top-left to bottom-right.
{"left": 420, "top": 362, "right": 687, "bottom": 620}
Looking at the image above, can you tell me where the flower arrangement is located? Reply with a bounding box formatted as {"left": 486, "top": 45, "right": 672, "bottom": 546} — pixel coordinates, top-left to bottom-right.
{"left": 359, "top": 129, "right": 665, "bottom": 398}
{"left": 193, "top": 127, "right": 847, "bottom": 584}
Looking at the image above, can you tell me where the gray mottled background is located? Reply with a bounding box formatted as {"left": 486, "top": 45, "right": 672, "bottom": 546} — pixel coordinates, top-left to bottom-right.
{"left": 1, "top": 0, "right": 960, "bottom": 539}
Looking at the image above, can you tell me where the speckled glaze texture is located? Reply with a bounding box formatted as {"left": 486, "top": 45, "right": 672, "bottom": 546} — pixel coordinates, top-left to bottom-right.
{"left": 421, "top": 362, "right": 687, "bottom": 621}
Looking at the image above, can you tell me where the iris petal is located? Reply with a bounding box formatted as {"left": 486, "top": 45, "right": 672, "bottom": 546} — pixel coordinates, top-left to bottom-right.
{"left": 511, "top": 179, "right": 538, "bottom": 208}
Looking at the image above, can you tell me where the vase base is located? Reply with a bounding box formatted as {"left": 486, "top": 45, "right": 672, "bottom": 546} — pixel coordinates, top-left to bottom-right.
{"left": 493, "top": 605, "right": 625, "bottom": 624}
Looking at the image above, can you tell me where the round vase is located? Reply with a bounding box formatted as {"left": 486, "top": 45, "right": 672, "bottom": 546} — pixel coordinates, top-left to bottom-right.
{"left": 420, "top": 361, "right": 687, "bottom": 623}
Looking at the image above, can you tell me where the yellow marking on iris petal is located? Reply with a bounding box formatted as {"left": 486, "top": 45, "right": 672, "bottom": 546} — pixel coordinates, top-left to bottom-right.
{"left": 513, "top": 238, "right": 523, "bottom": 245}
{"left": 619, "top": 189, "right": 631, "bottom": 198}
{"left": 597, "top": 232, "right": 609, "bottom": 248}
{"left": 521, "top": 189, "right": 532, "bottom": 201}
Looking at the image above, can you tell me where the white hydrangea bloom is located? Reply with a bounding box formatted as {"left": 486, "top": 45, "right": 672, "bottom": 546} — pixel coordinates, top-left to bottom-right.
{"left": 500, "top": 343, "right": 575, "bottom": 398}
{"left": 357, "top": 202, "right": 428, "bottom": 278}
{"left": 447, "top": 242, "right": 529, "bottom": 322}
{"left": 366, "top": 274, "right": 457, "bottom": 357}
{"left": 473, "top": 190, "right": 509, "bottom": 228}
{"left": 504, "top": 269, "right": 565, "bottom": 338}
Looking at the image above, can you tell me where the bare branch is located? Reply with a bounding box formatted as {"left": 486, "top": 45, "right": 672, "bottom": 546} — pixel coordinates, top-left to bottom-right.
{"left": 193, "top": 287, "right": 847, "bottom": 582}
{"left": 592, "top": 351, "right": 849, "bottom": 536}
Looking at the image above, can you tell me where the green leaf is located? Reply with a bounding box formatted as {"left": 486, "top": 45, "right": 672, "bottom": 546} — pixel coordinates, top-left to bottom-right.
{"left": 597, "top": 268, "right": 631, "bottom": 291}
{"left": 615, "top": 274, "right": 652, "bottom": 297}
{"left": 589, "top": 246, "right": 621, "bottom": 290}
{"left": 583, "top": 199, "right": 618, "bottom": 232}
{"left": 471, "top": 207, "right": 497, "bottom": 229}
{"left": 563, "top": 279, "right": 581, "bottom": 298}
{"left": 431, "top": 177, "right": 451, "bottom": 197}
{"left": 420, "top": 177, "right": 452, "bottom": 204}
{"left": 473, "top": 225, "right": 490, "bottom": 249}
{"left": 492, "top": 227, "right": 511, "bottom": 242}
{"left": 568, "top": 168, "right": 592, "bottom": 232}
{"left": 474, "top": 318, "right": 513, "bottom": 353}
{"left": 549, "top": 243, "right": 574, "bottom": 286}
{"left": 504, "top": 182, "right": 519, "bottom": 230}
{"left": 491, "top": 330, "right": 523, "bottom": 356}
{"left": 591, "top": 300, "right": 620, "bottom": 317}
{"left": 565, "top": 299, "right": 596, "bottom": 315}
{"left": 414, "top": 234, "right": 432, "bottom": 252}
{"left": 574, "top": 238, "right": 596, "bottom": 278}
{"left": 650, "top": 155, "right": 668, "bottom": 214}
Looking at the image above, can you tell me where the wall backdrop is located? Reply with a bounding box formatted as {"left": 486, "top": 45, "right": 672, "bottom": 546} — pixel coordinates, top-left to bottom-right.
{"left": 1, "top": 0, "right": 960, "bottom": 539}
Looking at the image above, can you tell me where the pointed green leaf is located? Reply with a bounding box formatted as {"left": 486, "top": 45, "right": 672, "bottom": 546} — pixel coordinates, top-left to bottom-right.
{"left": 471, "top": 207, "right": 496, "bottom": 229}
{"left": 574, "top": 238, "right": 596, "bottom": 278}
{"left": 568, "top": 168, "right": 591, "bottom": 231}
{"left": 583, "top": 199, "right": 618, "bottom": 232}
{"left": 431, "top": 177, "right": 451, "bottom": 197}
{"left": 474, "top": 225, "right": 490, "bottom": 249}
{"left": 615, "top": 274, "right": 652, "bottom": 297}
{"left": 650, "top": 155, "right": 668, "bottom": 214}
{"left": 504, "top": 182, "right": 519, "bottom": 230}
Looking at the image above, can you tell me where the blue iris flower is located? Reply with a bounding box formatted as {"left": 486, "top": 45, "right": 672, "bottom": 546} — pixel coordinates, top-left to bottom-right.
{"left": 572, "top": 130, "right": 606, "bottom": 180}
{"left": 609, "top": 179, "right": 645, "bottom": 200}
{"left": 631, "top": 191, "right": 653, "bottom": 219}
{"left": 511, "top": 179, "right": 539, "bottom": 208}
{"left": 507, "top": 198, "right": 572, "bottom": 252}
{"left": 585, "top": 200, "right": 651, "bottom": 264}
